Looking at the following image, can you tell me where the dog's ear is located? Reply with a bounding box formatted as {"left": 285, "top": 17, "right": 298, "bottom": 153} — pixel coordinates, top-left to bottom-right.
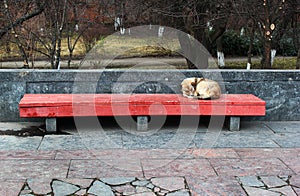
{"left": 197, "top": 78, "right": 205, "bottom": 83}
{"left": 190, "top": 78, "right": 198, "bottom": 88}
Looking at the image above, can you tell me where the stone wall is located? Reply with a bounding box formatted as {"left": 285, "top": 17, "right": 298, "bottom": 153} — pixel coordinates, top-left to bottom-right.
{"left": 0, "top": 69, "right": 299, "bottom": 121}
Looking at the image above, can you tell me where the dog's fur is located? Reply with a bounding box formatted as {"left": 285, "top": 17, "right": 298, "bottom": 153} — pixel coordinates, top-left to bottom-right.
{"left": 181, "top": 77, "right": 221, "bottom": 99}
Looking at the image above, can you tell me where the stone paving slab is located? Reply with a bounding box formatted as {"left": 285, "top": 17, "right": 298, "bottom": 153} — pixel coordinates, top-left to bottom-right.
{"left": 54, "top": 148, "right": 239, "bottom": 161}
{"left": 240, "top": 122, "right": 275, "bottom": 133}
{"left": 0, "top": 160, "right": 69, "bottom": 180}
{"left": 235, "top": 148, "right": 300, "bottom": 159}
{"left": 193, "top": 122, "right": 280, "bottom": 148}
{"left": 294, "top": 187, "right": 300, "bottom": 195}
{"left": 142, "top": 158, "right": 217, "bottom": 178}
{"left": 0, "top": 136, "right": 42, "bottom": 151}
{"left": 68, "top": 159, "right": 143, "bottom": 179}
{"left": 260, "top": 176, "right": 288, "bottom": 188}
{"left": 26, "top": 178, "right": 53, "bottom": 195}
{"left": 280, "top": 156, "right": 300, "bottom": 174}
{"left": 0, "top": 150, "right": 56, "bottom": 160}
{"left": 271, "top": 132, "right": 300, "bottom": 147}
{"left": 186, "top": 176, "right": 246, "bottom": 195}
{"left": 38, "top": 135, "right": 87, "bottom": 150}
{"left": 55, "top": 149, "right": 175, "bottom": 161}
{"left": 39, "top": 131, "right": 124, "bottom": 150}
{"left": 122, "top": 131, "right": 196, "bottom": 149}
{"left": 237, "top": 176, "right": 265, "bottom": 187}
{"left": 185, "top": 148, "right": 240, "bottom": 159}
{"left": 209, "top": 158, "right": 295, "bottom": 177}
{"left": 290, "top": 175, "right": 300, "bottom": 188}
{"left": 264, "top": 121, "right": 300, "bottom": 133}
{"left": 194, "top": 131, "right": 280, "bottom": 148}
{"left": 0, "top": 180, "right": 26, "bottom": 196}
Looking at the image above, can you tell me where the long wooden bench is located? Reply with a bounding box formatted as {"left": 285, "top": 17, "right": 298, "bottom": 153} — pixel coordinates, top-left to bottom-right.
{"left": 19, "top": 94, "right": 266, "bottom": 132}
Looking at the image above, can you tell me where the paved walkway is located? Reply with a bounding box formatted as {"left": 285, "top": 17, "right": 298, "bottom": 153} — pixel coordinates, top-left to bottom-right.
{"left": 0, "top": 120, "right": 299, "bottom": 195}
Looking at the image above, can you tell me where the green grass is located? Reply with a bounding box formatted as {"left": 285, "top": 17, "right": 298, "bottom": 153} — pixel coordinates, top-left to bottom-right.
{"left": 223, "top": 57, "right": 297, "bottom": 69}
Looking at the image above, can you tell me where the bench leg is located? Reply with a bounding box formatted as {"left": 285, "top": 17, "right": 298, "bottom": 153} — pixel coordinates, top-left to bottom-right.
{"left": 229, "top": 117, "right": 240, "bottom": 131}
{"left": 46, "top": 118, "right": 57, "bottom": 132}
{"left": 137, "top": 116, "right": 148, "bottom": 131}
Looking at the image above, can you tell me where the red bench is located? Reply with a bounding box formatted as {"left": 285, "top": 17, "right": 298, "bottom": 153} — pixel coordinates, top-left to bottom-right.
{"left": 19, "top": 94, "right": 266, "bottom": 132}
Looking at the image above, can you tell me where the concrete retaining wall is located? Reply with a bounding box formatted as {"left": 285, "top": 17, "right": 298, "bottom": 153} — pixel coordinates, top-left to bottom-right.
{"left": 1, "top": 69, "right": 299, "bottom": 121}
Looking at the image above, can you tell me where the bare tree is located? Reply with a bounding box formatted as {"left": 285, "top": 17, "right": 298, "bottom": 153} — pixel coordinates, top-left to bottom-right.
{"left": 241, "top": 0, "right": 289, "bottom": 69}
{"left": 0, "top": 0, "right": 46, "bottom": 67}
{"left": 147, "top": 0, "right": 232, "bottom": 68}
{"left": 3, "top": 0, "right": 29, "bottom": 67}
{"left": 25, "top": 0, "right": 68, "bottom": 69}
{"left": 0, "top": 0, "right": 46, "bottom": 39}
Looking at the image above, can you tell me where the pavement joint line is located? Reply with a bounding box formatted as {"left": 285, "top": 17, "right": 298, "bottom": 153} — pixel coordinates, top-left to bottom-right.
{"left": 207, "top": 158, "right": 220, "bottom": 177}
{"left": 263, "top": 122, "right": 277, "bottom": 134}
{"left": 277, "top": 157, "right": 297, "bottom": 175}
{"left": 66, "top": 159, "right": 73, "bottom": 179}
{"left": 271, "top": 139, "right": 283, "bottom": 148}
{"left": 36, "top": 135, "right": 45, "bottom": 150}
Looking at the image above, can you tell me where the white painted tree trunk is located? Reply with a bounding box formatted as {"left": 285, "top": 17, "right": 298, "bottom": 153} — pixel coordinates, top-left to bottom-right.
{"left": 247, "top": 63, "right": 251, "bottom": 70}
{"left": 114, "top": 17, "right": 121, "bottom": 30}
{"left": 158, "top": 26, "right": 164, "bottom": 37}
{"left": 217, "top": 51, "right": 225, "bottom": 67}
{"left": 271, "top": 49, "right": 276, "bottom": 66}
{"left": 120, "top": 27, "right": 125, "bottom": 35}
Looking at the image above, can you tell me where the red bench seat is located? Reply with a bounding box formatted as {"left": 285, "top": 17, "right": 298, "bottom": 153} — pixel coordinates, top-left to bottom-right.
{"left": 19, "top": 94, "right": 266, "bottom": 131}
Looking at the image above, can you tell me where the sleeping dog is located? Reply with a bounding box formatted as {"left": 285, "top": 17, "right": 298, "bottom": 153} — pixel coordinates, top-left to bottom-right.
{"left": 181, "top": 77, "right": 221, "bottom": 99}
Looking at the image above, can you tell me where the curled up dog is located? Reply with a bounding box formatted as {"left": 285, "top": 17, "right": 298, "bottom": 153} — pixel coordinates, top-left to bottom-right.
{"left": 181, "top": 77, "right": 221, "bottom": 99}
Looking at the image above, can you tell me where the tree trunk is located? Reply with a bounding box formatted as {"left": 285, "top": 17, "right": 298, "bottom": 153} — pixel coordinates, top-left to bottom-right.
{"left": 177, "top": 32, "right": 197, "bottom": 69}
{"left": 50, "top": 36, "right": 57, "bottom": 69}
{"left": 68, "top": 52, "right": 73, "bottom": 68}
{"left": 247, "top": 22, "right": 255, "bottom": 65}
{"left": 216, "top": 36, "right": 225, "bottom": 68}
{"left": 261, "top": 39, "right": 272, "bottom": 69}
{"left": 192, "top": 28, "right": 209, "bottom": 69}
{"left": 297, "top": 49, "right": 300, "bottom": 70}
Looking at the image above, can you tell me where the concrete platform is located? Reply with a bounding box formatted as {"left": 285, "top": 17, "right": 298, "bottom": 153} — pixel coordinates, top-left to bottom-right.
{"left": 0, "top": 121, "right": 299, "bottom": 195}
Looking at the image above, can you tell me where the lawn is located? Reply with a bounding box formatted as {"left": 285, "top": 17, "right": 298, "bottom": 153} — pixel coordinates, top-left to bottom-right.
{"left": 224, "top": 57, "right": 297, "bottom": 69}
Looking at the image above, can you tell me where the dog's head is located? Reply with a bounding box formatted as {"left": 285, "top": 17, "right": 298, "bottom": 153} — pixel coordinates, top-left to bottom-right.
{"left": 181, "top": 78, "right": 221, "bottom": 99}
{"left": 181, "top": 77, "right": 203, "bottom": 98}
{"left": 194, "top": 79, "right": 221, "bottom": 99}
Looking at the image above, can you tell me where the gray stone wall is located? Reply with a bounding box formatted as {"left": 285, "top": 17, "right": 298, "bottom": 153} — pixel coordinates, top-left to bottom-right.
{"left": 0, "top": 69, "right": 299, "bottom": 121}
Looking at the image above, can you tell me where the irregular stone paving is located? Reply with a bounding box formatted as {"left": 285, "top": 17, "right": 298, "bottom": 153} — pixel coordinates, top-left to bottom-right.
{"left": 19, "top": 177, "right": 191, "bottom": 196}
{"left": 237, "top": 175, "right": 299, "bottom": 196}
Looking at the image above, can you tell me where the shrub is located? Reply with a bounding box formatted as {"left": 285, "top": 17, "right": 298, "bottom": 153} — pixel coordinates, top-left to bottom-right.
{"left": 219, "top": 30, "right": 262, "bottom": 56}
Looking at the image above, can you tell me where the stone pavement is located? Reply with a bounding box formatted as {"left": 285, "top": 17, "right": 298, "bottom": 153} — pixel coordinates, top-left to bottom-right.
{"left": 0, "top": 120, "right": 299, "bottom": 195}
